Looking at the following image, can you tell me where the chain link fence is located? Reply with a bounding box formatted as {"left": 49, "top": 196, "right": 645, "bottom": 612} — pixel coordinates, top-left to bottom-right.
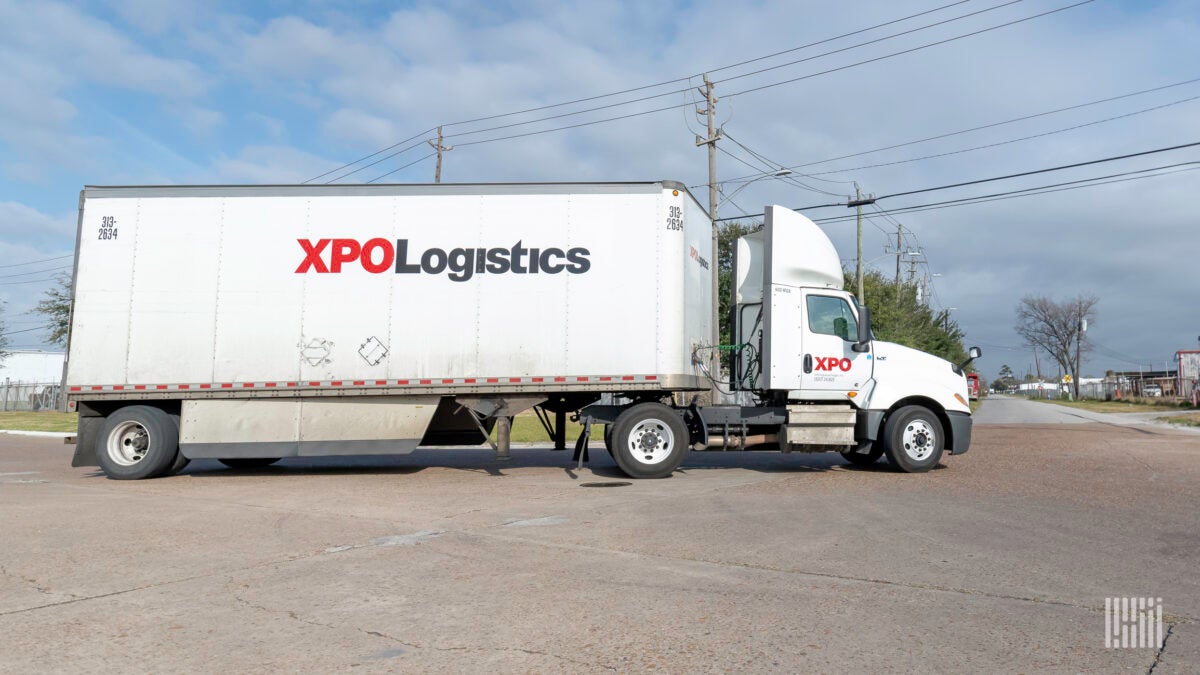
{"left": 0, "top": 380, "right": 62, "bottom": 412}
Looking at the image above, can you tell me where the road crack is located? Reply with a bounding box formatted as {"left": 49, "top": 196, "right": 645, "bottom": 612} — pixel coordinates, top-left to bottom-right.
{"left": 1147, "top": 621, "right": 1176, "bottom": 674}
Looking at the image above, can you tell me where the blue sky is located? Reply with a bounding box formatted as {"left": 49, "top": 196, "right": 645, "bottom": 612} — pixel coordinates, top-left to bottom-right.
{"left": 2, "top": 0, "right": 1199, "bottom": 380}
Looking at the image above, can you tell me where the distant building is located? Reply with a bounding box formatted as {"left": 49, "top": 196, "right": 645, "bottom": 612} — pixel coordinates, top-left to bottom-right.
{"left": 1178, "top": 350, "right": 1200, "bottom": 396}
{"left": 0, "top": 350, "right": 65, "bottom": 383}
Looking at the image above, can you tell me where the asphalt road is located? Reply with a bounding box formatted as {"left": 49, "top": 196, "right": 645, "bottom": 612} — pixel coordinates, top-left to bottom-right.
{"left": 2, "top": 400, "right": 1198, "bottom": 672}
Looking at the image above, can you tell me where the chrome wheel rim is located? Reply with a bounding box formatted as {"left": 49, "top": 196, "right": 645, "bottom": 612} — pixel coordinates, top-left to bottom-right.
{"left": 902, "top": 419, "right": 936, "bottom": 462}
{"left": 627, "top": 419, "right": 675, "bottom": 465}
{"left": 107, "top": 421, "right": 151, "bottom": 466}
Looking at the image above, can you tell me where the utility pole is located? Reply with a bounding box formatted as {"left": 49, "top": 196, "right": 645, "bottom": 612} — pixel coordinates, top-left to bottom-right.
{"left": 696, "top": 73, "right": 721, "bottom": 400}
{"left": 855, "top": 183, "right": 864, "bottom": 300}
{"left": 426, "top": 126, "right": 452, "bottom": 183}
{"left": 894, "top": 222, "right": 903, "bottom": 287}
{"left": 1075, "top": 302, "right": 1087, "bottom": 400}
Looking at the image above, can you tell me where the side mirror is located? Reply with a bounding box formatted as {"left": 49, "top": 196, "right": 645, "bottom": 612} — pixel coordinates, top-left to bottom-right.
{"left": 957, "top": 346, "right": 982, "bottom": 372}
{"left": 852, "top": 304, "right": 872, "bottom": 353}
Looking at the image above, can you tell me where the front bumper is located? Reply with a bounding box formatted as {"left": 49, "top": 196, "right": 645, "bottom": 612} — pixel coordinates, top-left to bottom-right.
{"left": 947, "top": 411, "right": 972, "bottom": 455}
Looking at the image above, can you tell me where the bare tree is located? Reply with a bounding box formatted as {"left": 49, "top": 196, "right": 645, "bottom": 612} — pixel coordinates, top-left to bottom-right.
{"left": 1014, "top": 294, "right": 1098, "bottom": 399}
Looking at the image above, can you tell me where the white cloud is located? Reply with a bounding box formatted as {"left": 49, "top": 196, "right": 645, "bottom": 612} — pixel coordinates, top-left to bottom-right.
{"left": 213, "top": 145, "right": 337, "bottom": 184}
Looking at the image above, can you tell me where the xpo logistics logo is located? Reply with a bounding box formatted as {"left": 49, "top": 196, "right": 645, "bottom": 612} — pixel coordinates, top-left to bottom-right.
{"left": 814, "top": 357, "right": 854, "bottom": 372}
{"left": 295, "top": 238, "right": 591, "bottom": 282}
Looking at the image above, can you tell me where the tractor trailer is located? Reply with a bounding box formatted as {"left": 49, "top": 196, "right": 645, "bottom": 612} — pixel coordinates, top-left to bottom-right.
{"left": 64, "top": 181, "right": 977, "bottom": 480}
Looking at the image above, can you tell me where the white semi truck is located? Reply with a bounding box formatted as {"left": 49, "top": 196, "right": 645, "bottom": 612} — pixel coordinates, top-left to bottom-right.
{"left": 64, "top": 182, "right": 977, "bottom": 480}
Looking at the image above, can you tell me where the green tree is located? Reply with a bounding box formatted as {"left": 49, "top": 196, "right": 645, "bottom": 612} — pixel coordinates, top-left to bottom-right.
{"left": 848, "top": 269, "right": 969, "bottom": 366}
{"left": 34, "top": 273, "right": 72, "bottom": 346}
{"left": 717, "top": 221, "right": 762, "bottom": 347}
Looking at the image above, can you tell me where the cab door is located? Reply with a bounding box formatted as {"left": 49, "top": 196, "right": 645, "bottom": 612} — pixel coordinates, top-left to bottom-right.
{"left": 798, "top": 291, "right": 873, "bottom": 395}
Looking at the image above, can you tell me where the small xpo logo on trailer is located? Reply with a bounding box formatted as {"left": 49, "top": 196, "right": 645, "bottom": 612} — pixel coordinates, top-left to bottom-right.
{"left": 295, "top": 238, "right": 591, "bottom": 282}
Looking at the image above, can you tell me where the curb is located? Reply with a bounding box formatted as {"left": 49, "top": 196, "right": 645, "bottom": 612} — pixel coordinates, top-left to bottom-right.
{"left": 0, "top": 430, "right": 75, "bottom": 438}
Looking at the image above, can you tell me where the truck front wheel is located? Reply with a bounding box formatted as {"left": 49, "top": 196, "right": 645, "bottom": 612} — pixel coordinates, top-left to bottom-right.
{"left": 610, "top": 403, "right": 688, "bottom": 479}
{"left": 95, "top": 406, "right": 180, "bottom": 480}
{"left": 882, "top": 405, "right": 944, "bottom": 473}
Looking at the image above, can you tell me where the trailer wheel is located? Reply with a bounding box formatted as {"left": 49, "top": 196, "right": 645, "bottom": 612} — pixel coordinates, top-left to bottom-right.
{"left": 95, "top": 406, "right": 180, "bottom": 480}
{"left": 157, "top": 414, "right": 190, "bottom": 477}
{"left": 882, "top": 405, "right": 944, "bottom": 473}
{"left": 840, "top": 443, "right": 884, "bottom": 467}
{"left": 610, "top": 403, "right": 688, "bottom": 479}
{"left": 603, "top": 425, "right": 614, "bottom": 458}
{"left": 218, "top": 458, "right": 282, "bottom": 470}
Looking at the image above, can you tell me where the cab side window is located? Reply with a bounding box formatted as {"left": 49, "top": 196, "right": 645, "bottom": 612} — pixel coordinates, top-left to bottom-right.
{"left": 806, "top": 295, "right": 858, "bottom": 341}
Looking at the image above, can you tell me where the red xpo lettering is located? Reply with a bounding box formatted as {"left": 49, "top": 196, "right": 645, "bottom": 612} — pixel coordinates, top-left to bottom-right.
{"left": 295, "top": 239, "right": 330, "bottom": 273}
{"left": 814, "top": 357, "right": 853, "bottom": 372}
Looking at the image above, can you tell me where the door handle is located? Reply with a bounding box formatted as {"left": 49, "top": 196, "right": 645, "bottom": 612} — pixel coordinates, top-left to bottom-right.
{"left": 803, "top": 354, "right": 812, "bottom": 373}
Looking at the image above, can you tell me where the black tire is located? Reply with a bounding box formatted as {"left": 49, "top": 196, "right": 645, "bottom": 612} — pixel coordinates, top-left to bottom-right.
{"left": 841, "top": 443, "right": 884, "bottom": 466}
{"left": 603, "top": 424, "right": 614, "bottom": 459}
{"left": 95, "top": 406, "right": 180, "bottom": 480}
{"left": 882, "top": 405, "right": 944, "bottom": 473}
{"left": 156, "top": 414, "right": 189, "bottom": 477}
{"left": 218, "top": 457, "right": 282, "bottom": 470}
{"left": 609, "top": 403, "right": 689, "bottom": 479}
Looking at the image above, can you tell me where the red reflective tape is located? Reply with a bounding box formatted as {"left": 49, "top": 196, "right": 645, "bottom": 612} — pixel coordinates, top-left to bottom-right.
{"left": 441, "top": 379, "right": 454, "bottom": 384}
{"left": 645, "top": 375, "right": 657, "bottom": 381}
{"left": 621, "top": 376, "right": 635, "bottom": 381}
{"left": 308, "top": 381, "right": 321, "bottom": 387}
{"left": 156, "top": 385, "right": 168, "bottom": 390}
{"left": 242, "top": 383, "right": 254, "bottom": 388}
{"left": 486, "top": 378, "right": 499, "bottom": 383}
{"left": 554, "top": 377, "right": 566, "bottom": 383}
{"left": 464, "top": 378, "right": 476, "bottom": 384}
{"left": 531, "top": 377, "right": 544, "bottom": 383}
{"left": 331, "top": 381, "right": 343, "bottom": 386}
{"left": 199, "top": 384, "right": 211, "bottom": 389}
{"left": 135, "top": 385, "right": 147, "bottom": 391}
{"left": 287, "top": 382, "right": 298, "bottom": 387}
{"left": 396, "top": 379, "right": 409, "bottom": 385}
{"left": 509, "top": 377, "right": 521, "bottom": 383}
{"left": 353, "top": 380, "right": 365, "bottom": 386}
{"left": 221, "top": 383, "right": 233, "bottom": 389}
{"left": 577, "top": 377, "right": 589, "bottom": 382}
{"left": 69, "top": 386, "right": 82, "bottom": 392}
{"left": 90, "top": 386, "right": 103, "bottom": 391}
{"left": 113, "top": 385, "right": 125, "bottom": 391}
{"left": 599, "top": 376, "right": 612, "bottom": 382}
{"left": 178, "top": 384, "right": 190, "bottom": 390}
{"left": 375, "top": 380, "right": 387, "bottom": 385}
{"left": 419, "top": 379, "right": 431, "bottom": 385}
{"left": 265, "top": 382, "right": 276, "bottom": 388}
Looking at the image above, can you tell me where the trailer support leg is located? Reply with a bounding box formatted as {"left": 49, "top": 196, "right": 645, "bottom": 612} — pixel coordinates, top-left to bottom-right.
{"left": 495, "top": 416, "right": 512, "bottom": 461}
{"left": 554, "top": 409, "right": 567, "bottom": 450}
{"left": 572, "top": 416, "right": 593, "bottom": 469}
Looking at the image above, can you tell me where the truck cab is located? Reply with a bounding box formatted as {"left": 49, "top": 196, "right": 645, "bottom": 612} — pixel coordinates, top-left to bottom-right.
{"left": 725, "top": 206, "right": 977, "bottom": 471}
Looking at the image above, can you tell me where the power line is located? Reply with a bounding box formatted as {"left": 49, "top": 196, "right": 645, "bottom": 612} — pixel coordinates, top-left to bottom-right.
{"left": 317, "top": 1, "right": 981, "bottom": 177}
{"left": 0, "top": 276, "right": 67, "bottom": 286}
{"left": 0, "top": 265, "right": 71, "bottom": 280}
{"left": 721, "top": 74, "right": 1200, "bottom": 185}
{"left": 0, "top": 254, "right": 73, "bottom": 270}
{"left": 798, "top": 94, "right": 1200, "bottom": 178}
{"left": 717, "top": 140, "right": 1200, "bottom": 221}
{"left": 329, "top": 0, "right": 1089, "bottom": 174}
{"left": 440, "top": 0, "right": 1023, "bottom": 144}
{"left": 0, "top": 324, "right": 52, "bottom": 338}
{"left": 366, "top": 152, "right": 437, "bottom": 184}
{"left": 304, "top": 128, "right": 435, "bottom": 184}
{"left": 721, "top": 1, "right": 1091, "bottom": 101}
{"left": 813, "top": 162, "right": 1200, "bottom": 224}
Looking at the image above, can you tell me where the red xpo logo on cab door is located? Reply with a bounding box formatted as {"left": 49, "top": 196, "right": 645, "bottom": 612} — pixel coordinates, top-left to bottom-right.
{"left": 814, "top": 357, "right": 853, "bottom": 372}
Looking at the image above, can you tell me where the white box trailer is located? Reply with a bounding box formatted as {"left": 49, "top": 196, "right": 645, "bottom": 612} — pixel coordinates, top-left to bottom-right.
{"left": 66, "top": 182, "right": 977, "bottom": 480}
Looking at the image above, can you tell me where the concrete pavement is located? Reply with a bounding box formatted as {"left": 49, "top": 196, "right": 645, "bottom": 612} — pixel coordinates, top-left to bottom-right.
{"left": 2, "top": 404, "right": 1198, "bottom": 672}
